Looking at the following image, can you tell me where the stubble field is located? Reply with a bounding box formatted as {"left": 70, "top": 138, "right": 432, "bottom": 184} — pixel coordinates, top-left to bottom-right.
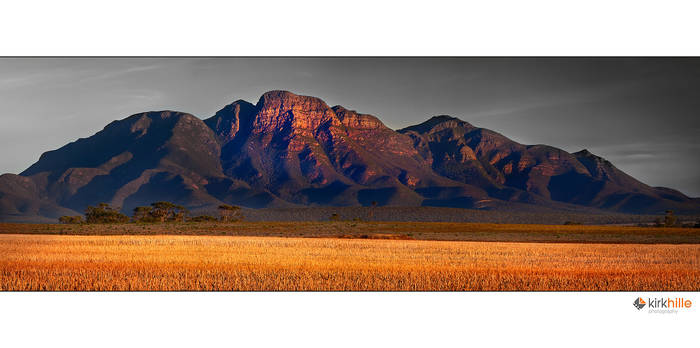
{"left": 1, "top": 222, "right": 698, "bottom": 291}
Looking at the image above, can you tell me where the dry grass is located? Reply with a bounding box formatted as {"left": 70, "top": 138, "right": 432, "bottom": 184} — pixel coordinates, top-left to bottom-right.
{"left": 1, "top": 234, "right": 698, "bottom": 291}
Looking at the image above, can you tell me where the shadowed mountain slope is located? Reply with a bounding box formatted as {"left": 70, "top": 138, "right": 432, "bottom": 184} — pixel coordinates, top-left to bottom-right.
{"left": 14, "top": 111, "right": 286, "bottom": 219}
{"left": 398, "top": 116, "right": 698, "bottom": 214}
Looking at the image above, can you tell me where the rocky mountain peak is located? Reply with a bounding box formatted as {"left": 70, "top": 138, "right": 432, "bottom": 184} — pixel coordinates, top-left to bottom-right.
{"left": 399, "top": 115, "right": 475, "bottom": 135}
{"left": 573, "top": 148, "right": 612, "bottom": 168}
{"left": 332, "top": 105, "right": 386, "bottom": 130}
{"left": 205, "top": 100, "right": 256, "bottom": 143}
{"left": 253, "top": 90, "right": 340, "bottom": 134}
{"left": 574, "top": 149, "right": 602, "bottom": 160}
{"left": 256, "top": 90, "right": 331, "bottom": 113}
{"left": 572, "top": 149, "right": 637, "bottom": 187}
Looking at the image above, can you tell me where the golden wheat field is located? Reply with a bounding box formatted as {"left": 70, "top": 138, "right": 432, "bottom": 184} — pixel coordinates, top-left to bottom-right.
{"left": 1, "top": 233, "right": 698, "bottom": 291}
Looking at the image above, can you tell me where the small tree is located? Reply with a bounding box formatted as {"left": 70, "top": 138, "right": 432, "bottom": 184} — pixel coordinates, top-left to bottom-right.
{"left": 133, "top": 202, "right": 188, "bottom": 223}
{"left": 368, "top": 201, "right": 378, "bottom": 220}
{"left": 151, "top": 201, "right": 177, "bottom": 223}
{"left": 218, "top": 204, "right": 242, "bottom": 222}
{"left": 85, "top": 203, "right": 129, "bottom": 224}
{"left": 173, "top": 205, "right": 188, "bottom": 222}
{"left": 132, "top": 206, "right": 154, "bottom": 223}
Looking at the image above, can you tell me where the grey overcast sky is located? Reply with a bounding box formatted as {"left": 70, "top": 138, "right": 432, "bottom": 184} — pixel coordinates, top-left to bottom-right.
{"left": 1, "top": 58, "right": 698, "bottom": 196}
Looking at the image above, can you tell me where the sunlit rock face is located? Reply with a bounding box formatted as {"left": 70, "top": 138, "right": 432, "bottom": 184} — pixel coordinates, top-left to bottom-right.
{"left": 206, "top": 90, "right": 447, "bottom": 205}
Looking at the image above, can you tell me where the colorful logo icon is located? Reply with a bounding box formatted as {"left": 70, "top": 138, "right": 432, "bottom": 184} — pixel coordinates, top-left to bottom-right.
{"left": 633, "top": 297, "right": 646, "bottom": 310}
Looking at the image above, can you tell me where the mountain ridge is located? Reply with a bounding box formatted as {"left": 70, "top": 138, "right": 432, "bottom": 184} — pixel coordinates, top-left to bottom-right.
{"left": 1, "top": 90, "right": 698, "bottom": 222}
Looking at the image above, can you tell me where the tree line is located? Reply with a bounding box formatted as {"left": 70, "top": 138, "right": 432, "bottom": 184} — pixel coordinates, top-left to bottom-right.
{"left": 59, "top": 202, "right": 243, "bottom": 224}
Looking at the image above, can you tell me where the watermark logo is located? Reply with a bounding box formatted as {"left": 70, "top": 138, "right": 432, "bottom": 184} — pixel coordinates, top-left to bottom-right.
{"left": 634, "top": 296, "right": 692, "bottom": 314}
{"left": 633, "top": 297, "right": 646, "bottom": 310}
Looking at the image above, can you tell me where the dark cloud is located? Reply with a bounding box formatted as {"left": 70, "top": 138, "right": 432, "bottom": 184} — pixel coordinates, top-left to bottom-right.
{"left": 0, "top": 58, "right": 698, "bottom": 196}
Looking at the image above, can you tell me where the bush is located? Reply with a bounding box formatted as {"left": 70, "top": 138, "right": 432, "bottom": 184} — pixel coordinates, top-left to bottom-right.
{"left": 218, "top": 204, "right": 243, "bottom": 222}
{"left": 58, "top": 215, "right": 84, "bottom": 224}
{"left": 133, "top": 206, "right": 156, "bottom": 223}
{"left": 85, "top": 203, "right": 129, "bottom": 224}
{"left": 329, "top": 213, "right": 341, "bottom": 221}
{"left": 189, "top": 215, "right": 218, "bottom": 222}
{"left": 129, "top": 202, "right": 189, "bottom": 223}
{"left": 151, "top": 201, "right": 188, "bottom": 223}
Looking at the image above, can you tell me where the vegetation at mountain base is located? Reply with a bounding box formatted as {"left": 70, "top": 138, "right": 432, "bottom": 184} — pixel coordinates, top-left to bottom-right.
{"left": 58, "top": 215, "right": 83, "bottom": 224}
{"left": 188, "top": 215, "right": 218, "bottom": 222}
{"left": 4, "top": 221, "right": 699, "bottom": 244}
{"left": 218, "top": 204, "right": 243, "bottom": 222}
{"left": 84, "top": 203, "right": 129, "bottom": 224}
{"left": 58, "top": 202, "right": 700, "bottom": 227}
{"left": 60, "top": 201, "right": 242, "bottom": 224}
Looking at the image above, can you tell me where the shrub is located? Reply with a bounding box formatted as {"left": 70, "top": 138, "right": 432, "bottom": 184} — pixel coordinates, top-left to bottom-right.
{"left": 58, "top": 215, "right": 84, "bottom": 224}
{"left": 132, "top": 206, "right": 156, "bottom": 223}
{"left": 189, "top": 215, "right": 218, "bottom": 222}
{"left": 218, "top": 204, "right": 243, "bottom": 222}
{"left": 151, "top": 201, "right": 188, "bottom": 223}
{"left": 85, "top": 203, "right": 129, "bottom": 224}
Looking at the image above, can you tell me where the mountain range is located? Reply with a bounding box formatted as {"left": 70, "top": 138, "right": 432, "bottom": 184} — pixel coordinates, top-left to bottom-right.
{"left": 1, "top": 90, "right": 698, "bottom": 222}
